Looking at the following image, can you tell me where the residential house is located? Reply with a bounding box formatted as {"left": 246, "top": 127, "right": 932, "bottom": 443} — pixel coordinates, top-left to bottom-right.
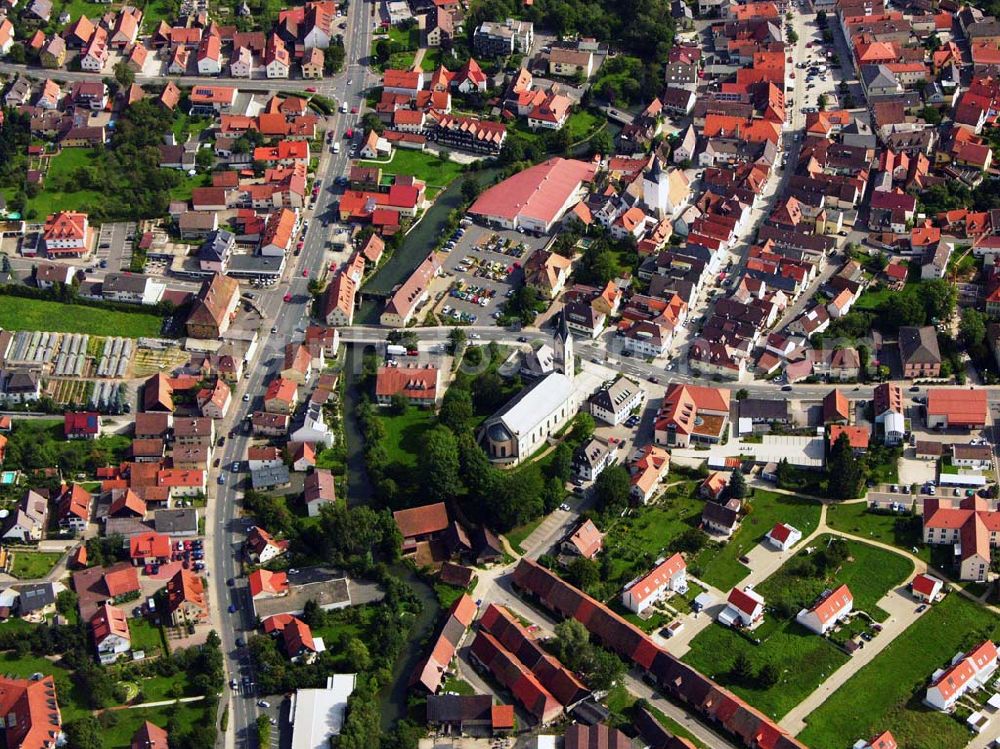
{"left": 898, "top": 326, "right": 941, "bottom": 378}
{"left": 90, "top": 604, "right": 130, "bottom": 663}
{"left": 765, "top": 522, "right": 802, "bottom": 551}
{"left": 165, "top": 569, "right": 208, "bottom": 625}
{"left": 702, "top": 498, "right": 741, "bottom": 538}
{"left": 795, "top": 584, "right": 853, "bottom": 635}
{"left": 718, "top": 586, "right": 765, "bottom": 628}
{"left": 925, "top": 640, "right": 998, "bottom": 710}
{"left": 572, "top": 438, "right": 613, "bottom": 482}
{"left": 621, "top": 553, "right": 687, "bottom": 615}
{"left": 561, "top": 519, "right": 604, "bottom": 559}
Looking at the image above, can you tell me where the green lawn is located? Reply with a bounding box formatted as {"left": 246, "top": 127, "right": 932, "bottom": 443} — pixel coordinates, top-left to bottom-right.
{"left": 852, "top": 285, "right": 895, "bottom": 311}
{"left": 601, "top": 481, "right": 703, "bottom": 586}
{"left": 441, "top": 676, "right": 475, "bottom": 695}
{"left": 127, "top": 619, "right": 167, "bottom": 657}
{"left": 171, "top": 114, "right": 212, "bottom": 142}
{"left": 757, "top": 535, "right": 914, "bottom": 622}
{"left": 799, "top": 592, "right": 1000, "bottom": 749}
{"left": 379, "top": 407, "right": 437, "bottom": 469}
{"left": 27, "top": 148, "right": 104, "bottom": 218}
{"left": 9, "top": 551, "right": 61, "bottom": 580}
{"left": 388, "top": 51, "right": 416, "bottom": 70}
{"left": 434, "top": 582, "right": 466, "bottom": 609}
{"left": 421, "top": 48, "right": 444, "bottom": 71}
{"left": 684, "top": 537, "right": 912, "bottom": 719}
{"left": 358, "top": 149, "right": 466, "bottom": 189}
{"left": 388, "top": 26, "right": 420, "bottom": 49}
{"left": 59, "top": 0, "right": 119, "bottom": 22}
{"left": 101, "top": 702, "right": 210, "bottom": 749}
{"left": 564, "top": 110, "right": 603, "bottom": 143}
{"left": 139, "top": 0, "right": 176, "bottom": 29}
{"left": 684, "top": 619, "right": 848, "bottom": 721}
{"left": 825, "top": 502, "right": 929, "bottom": 562}
{"left": 0, "top": 296, "right": 165, "bottom": 337}
{"left": 692, "top": 490, "right": 822, "bottom": 590}
{"left": 0, "top": 651, "right": 91, "bottom": 722}
{"left": 169, "top": 171, "right": 212, "bottom": 202}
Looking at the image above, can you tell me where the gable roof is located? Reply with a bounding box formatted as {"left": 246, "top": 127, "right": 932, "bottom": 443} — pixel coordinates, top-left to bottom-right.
{"left": 393, "top": 502, "right": 449, "bottom": 539}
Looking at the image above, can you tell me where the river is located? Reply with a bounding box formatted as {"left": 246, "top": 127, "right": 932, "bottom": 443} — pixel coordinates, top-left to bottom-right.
{"left": 341, "top": 342, "right": 374, "bottom": 507}
{"left": 378, "top": 564, "right": 441, "bottom": 729}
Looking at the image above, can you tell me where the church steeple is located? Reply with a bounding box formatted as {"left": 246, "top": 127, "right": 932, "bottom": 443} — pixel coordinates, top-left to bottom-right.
{"left": 554, "top": 309, "right": 574, "bottom": 381}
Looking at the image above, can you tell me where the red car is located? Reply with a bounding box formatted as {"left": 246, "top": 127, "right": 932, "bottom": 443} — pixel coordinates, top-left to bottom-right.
{"left": 297, "top": 241, "right": 304, "bottom": 250}
{"left": 305, "top": 87, "right": 317, "bottom": 92}
{"left": 302, "top": 269, "right": 308, "bottom": 277}
{"left": 790, "top": 72, "right": 795, "bottom": 78}
{"left": 284, "top": 292, "right": 292, "bottom": 302}
{"left": 351, "top": 106, "right": 358, "bottom": 113}
{"left": 345, "top": 128, "right": 354, "bottom": 138}
{"left": 787, "top": 56, "right": 793, "bottom": 62}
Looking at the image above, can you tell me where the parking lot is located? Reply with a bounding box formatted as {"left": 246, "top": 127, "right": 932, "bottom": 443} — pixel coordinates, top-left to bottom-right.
{"left": 94, "top": 221, "right": 137, "bottom": 271}
{"left": 433, "top": 224, "right": 549, "bottom": 325}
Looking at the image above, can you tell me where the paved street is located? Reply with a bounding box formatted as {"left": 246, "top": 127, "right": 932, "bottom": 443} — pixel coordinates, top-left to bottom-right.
{"left": 198, "top": 1, "right": 376, "bottom": 746}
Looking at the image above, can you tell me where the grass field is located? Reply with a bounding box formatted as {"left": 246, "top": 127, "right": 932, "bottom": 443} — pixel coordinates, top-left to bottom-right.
{"left": 169, "top": 171, "right": 212, "bottom": 202}
{"left": 0, "top": 297, "right": 165, "bottom": 337}
{"left": 683, "top": 617, "right": 848, "bottom": 721}
{"left": 9, "top": 551, "right": 61, "bottom": 579}
{"left": 825, "top": 502, "right": 930, "bottom": 562}
{"left": 601, "top": 481, "right": 703, "bottom": 585}
{"left": 128, "top": 619, "right": 168, "bottom": 656}
{"left": 27, "top": 148, "right": 104, "bottom": 218}
{"left": 684, "top": 537, "right": 913, "bottom": 719}
{"left": 359, "top": 149, "right": 466, "bottom": 189}
{"left": 798, "top": 592, "right": 1000, "bottom": 749}
{"left": 564, "top": 110, "right": 603, "bottom": 143}
{"left": 0, "top": 651, "right": 90, "bottom": 722}
{"left": 757, "top": 535, "right": 914, "bottom": 621}
{"left": 102, "top": 702, "right": 210, "bottom": 749}
{"left": 692, "top": 490, "right": 822, "bottom": 590}
{"left": 379, "top": 408, "right": 436, "bottom": 469}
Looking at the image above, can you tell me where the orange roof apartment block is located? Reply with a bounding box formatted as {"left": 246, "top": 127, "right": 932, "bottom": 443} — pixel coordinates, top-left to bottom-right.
{"left": 42, "top": 211, "right": 90, "bottom": 256}
{"left": 0, "top": 676, "right": 62, "bottom": 749}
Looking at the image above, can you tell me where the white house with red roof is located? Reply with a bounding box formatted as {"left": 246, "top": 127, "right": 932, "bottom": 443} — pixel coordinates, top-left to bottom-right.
{"left": 621, "top": 553, "right": 687, "bottom": 615}
{"left": 925, "top": 640, "right": 999, "bottom": 710}
{"left": 718, "top": 586, "right": 765, "bottom": 628}
{"left": 248, "top": 569, "right": 289, "bottom": 600}
{"left": 910, "top": 573, "right": 943, "bottom": 603}
{"left": 560, "top": 518, "right": 604, "bottom": 560}
{"left": 852, "top": 731, "right": 897, "bottom": 749}
{"left": 245, "top": 526, "right": 289, "bottom": 564}
{"left": 90, "top": 603, "right": 130, "bottom": 663}
{"left": 764, "top": 522, "right": 802, "bottom": 551}
{"left": 43, "top": 211, "right": 90, "bottom": 256}
{"left": 796, "top": 584, "right": 853, "bottom": 635}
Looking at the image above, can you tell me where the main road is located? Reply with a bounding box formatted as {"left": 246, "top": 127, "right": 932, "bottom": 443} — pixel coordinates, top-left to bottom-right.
{"left": 338, "top": 324, "right": 1000, "bottom": 405}
{"left": 202, "top": 1, "right": 376, "bottom": 747}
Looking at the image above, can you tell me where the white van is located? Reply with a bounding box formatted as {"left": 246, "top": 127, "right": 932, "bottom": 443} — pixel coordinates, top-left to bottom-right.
{"left": 340, "top": 101, "right": 349, "bottom": 113}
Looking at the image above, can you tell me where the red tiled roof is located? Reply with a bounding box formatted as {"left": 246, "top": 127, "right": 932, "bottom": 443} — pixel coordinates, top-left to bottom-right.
{"left": 248, "top": 569, "right": 288, "bottom": 598}
{"left": 393, "top": 502, "right": 449, "bottom": 539}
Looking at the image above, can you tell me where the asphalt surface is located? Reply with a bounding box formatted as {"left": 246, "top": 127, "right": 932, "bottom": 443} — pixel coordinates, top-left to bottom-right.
{"left": 201, "top": 1, "right": 376, "bottom": 745}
